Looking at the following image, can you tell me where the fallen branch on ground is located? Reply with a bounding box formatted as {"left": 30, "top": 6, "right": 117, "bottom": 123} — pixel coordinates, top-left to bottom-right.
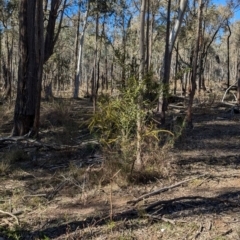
{"left": 0, "top": 209, "right": 19, "bottom": 225}
{"left": 127, "top": 174, "right": 206, "bottom": 205}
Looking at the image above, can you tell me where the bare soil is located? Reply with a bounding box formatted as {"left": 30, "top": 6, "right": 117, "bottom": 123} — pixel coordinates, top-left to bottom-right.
{"left": 1, "top": 97, "right": 240, "bottom": 240}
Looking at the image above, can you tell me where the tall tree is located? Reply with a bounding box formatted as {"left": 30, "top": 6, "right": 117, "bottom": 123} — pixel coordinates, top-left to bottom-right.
{"left": 12, "top": 0, "right": 44, "bottom": 136}
{"left": 158, "top": 0, "right": 171, "bottom": 124}
{"left": 226, "top": 21, "right": 231, "bottom": 88}
{"left": 158, "top": 0, "right": 188, "bottom": 124}
{"left": 73, "top": 0, "right": 89, "bottom": 99}
{"left": 135, "top": 0, "right": 146, "bottom": 170}
{"left": 186, "top": 0, "right": 203, "bottom": 126}
{"left": 12, "top": 0, "right": 66, "bottom": 136}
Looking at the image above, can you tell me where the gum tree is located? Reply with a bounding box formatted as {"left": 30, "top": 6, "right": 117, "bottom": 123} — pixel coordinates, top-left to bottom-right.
{"left": 12, "top": 0, "right": 67, "bottom": 136}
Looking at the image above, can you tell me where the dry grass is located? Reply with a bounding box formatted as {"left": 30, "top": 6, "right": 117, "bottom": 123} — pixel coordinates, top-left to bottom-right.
{"left": 0, "top": 101, "right": 14, "bottom": 136}
{"left": 1, "top": 93, "right": 240, "bottom": 239}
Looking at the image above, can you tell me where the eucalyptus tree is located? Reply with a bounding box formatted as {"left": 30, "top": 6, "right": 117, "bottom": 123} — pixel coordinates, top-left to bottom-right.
{"left": 226, "top": 20, "right": 231, "bottom": 88}
{"left": 12, "top": 0, "right": 68, "bottom": 136}
{"left": 230, "top": 21, "right": 240, "bottom": 81}
{"left": 83, "top": 0, "right": 121, "bottom": 109}
{"left": 157, "top": 0, "right": 188, "bottom": 124}
{"left": 198, "top": 3, "right": 233, "bottom": 90}
{"left": 186, "top": 0, "right": 203, "bottom": 126}
{"left": 73, "top": 0, "right": 90, "bottom": 98}
{"left": 135, "top": 0, "right": 147, "bottom": 170}
{"left": 0, "top": 0, "right": 18, "bottom": 100}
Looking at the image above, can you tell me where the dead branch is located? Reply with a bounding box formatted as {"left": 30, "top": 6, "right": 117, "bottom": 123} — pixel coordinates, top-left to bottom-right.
{"left": 222, "top": 81, "right": 237, "bottom": 102}
{"left": 23, "top": 194, "right": 47, "bottom": 199}
{"left": 0, "top": 136, "right": 82, "bottom": 151}
{"left": 127, "top": 174, "right": 206, "bottom": 205}
{"left": 145, "top": 214, "right": 176, "bottom": 225}
{"left": 144, "top": 195, "right": 205, "bottom": 212}
{"left": 0, "top": 209, "right": 19, "bottom": 225}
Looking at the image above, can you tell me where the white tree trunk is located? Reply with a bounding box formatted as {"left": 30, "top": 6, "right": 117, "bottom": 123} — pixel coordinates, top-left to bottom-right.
{"left": 168, "top": 0, "right": 188, "bottom": 54}
{"left": 73, "top": 7, "right": 89, "bottom": 99}
{"left": 160, "top": 0, "right": 188, "bottom": 79}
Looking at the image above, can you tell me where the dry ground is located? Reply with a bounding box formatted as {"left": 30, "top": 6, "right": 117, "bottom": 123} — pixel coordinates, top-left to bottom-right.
{"left": 0, "top": 96, "right": 240, "bottom": 240}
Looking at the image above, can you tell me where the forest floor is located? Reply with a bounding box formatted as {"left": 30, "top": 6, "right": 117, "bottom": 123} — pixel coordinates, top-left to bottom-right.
{"left": 0, "top": 94, "right": 240, "bottom": 240}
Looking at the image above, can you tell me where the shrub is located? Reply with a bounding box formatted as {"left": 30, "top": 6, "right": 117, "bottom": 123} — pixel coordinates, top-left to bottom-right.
{"left": 89, "top": 77, "right": 168, "bottom": 178}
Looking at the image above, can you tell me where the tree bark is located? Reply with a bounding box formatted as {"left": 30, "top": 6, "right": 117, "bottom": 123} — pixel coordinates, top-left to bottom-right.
{"left": 73, "top": 2, "right": 89, "bottom": 98}
{"left": 238, "top": 69, "right": 240, "bottom": 105}
{"left": 92, "top": 10, "right": 99, "bottom": 113}
{"left": 13, "top": 0, "right": 65, "bottom": 137}
{"left": 12, "top": 0, "right": 44, "bottom": 136}
{"left": 174, "top": 41, "right": 179, "bottom": 94}
{"left": 157, "top": 0, "right": 171, "bottom": 124}
{"left": 226, "top": 21, "right": 231, "bottom": 88}
{"left": 135, "top": 0, "right": 146, "bottom": 171}
{"left": 44, "top": 0, "right": 67, "bottom": 62}
{"left": 186, "top": 0, "right": 204, "bottom": 127}
{"left": 158, "top": 0, "right": 188, "bottom": 123}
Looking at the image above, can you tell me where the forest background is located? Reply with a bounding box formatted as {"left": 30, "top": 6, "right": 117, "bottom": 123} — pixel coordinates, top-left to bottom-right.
{"left": 1, "top": 0, "right": 240, "bottom": 239}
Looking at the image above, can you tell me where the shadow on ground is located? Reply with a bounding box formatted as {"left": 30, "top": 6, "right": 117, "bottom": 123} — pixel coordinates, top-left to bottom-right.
{"left": 1, "top": 189, "right": 239, "bottom": 239}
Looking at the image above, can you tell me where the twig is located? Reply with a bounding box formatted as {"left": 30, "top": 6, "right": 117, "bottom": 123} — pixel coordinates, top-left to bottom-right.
{"left": 194, "top": 222, "right": 204, "bottom": 239}
{"left": 162, "top": 216, "right": 175, "bottom": 225}
{"left": 128, "top": 174, "right": 206, "bottom": 205}
{"left": 23, "top": 194, "right": 47, "bottom": 199}
{"left": 221, "top": 229, "right": 233, "bottom": 236}
{"left": 195, "top": 176, "right": 210, "bottom": 187}
{"left": 0, "top": 209, "right": 19, "bottom": 225}
{"left": 0, "top": 136, "right": 83, "bottom": 151}
{"left": 145, "top": 214, "right": 175, "bottom": 224}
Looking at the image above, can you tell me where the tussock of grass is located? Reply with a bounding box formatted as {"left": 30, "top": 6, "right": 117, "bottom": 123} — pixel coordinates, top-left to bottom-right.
{"left": 0, "top": 149, "right": 29, "bottom": 175}
{"left": 40, "top": 99, "right": 81, "bottom": 145}
{"left": 0, "top": 158, "right": 11, "bottom": 175}
{"left": 41, "top": 99, "right": 73, "bottom": 128}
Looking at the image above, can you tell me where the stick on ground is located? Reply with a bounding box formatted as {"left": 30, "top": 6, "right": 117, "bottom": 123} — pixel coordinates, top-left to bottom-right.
{"left": 0, "top": 209, "right": 20, "bottom": 225}
{"left": 127, "top": 174, "right": 206, "bottom": 205}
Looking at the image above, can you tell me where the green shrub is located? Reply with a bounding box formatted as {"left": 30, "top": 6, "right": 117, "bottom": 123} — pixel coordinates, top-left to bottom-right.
{"left": 89, "top": 77, "right": 169, "bottom": 177}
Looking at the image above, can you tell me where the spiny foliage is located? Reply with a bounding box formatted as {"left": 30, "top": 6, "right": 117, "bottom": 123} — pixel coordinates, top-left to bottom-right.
{"left": 89, "top": 77, "right": 144, "bottom": 147}
{"left": 89, "top": 76, "right": 167, "bottom": 171}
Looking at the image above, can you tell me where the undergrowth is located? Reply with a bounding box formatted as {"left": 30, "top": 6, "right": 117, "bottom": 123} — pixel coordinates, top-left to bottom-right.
{"left": 89, "top": 77, "right": 171, "bottom": 183}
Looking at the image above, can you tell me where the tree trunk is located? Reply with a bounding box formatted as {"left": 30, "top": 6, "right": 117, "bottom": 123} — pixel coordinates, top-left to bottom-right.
{"left": 33, "top": 0, "right": 44, "bottom": 134}
{"left": 2, "top": 61, "right": 11, "bottom": 100}
{"left": 145, "top": 0, "right": 150, "bottom": 71}
{"left": 73, "top": 3, "right": 89, "bottom": 99}
{"left": 0, "top": 30, "right": 2, "bottom": 89}
{"left": 73, "top": 4, "right": 80, "bottom": 97}
{"left": 226, "top": 21, "right": 231, "bottom": 88}
{"left": 158, "top": 0, "right": 171, "bottom": 124}
{"left": 12, "top": 0, "right": 44, "bottom": 136}
{"left": 158, "top": 0, "right": 187, "bottom": 123}
{"left": 44, "top": 0, "right": 66, "bottom": 62}
{"left": 92, "top": 10, "right": 99, "bottom": 113}
{"left": 13, "top": 0, "right": 64, "bottom": 137}
{"left": 238, "top": 69, "right": 240, "bottom": 105}
{"left": 174, "top": 42, "right": 179, "bottom": 94}
{"left": 105, "top": 46, "right": 108, "bottom": 91}
{"left": 186, "top": 0, "right": 203, "bottom": 127}
{"left": 168, "top": 0, "right": 188, "bottom": 54}
{"left": 135, "top": 0, "right": 146, "bottom": 171}
{"left": 2, "top": 31, "right": 12, "bottom": 100}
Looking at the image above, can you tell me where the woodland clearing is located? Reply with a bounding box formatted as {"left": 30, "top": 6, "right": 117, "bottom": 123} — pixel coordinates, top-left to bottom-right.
{"left": 0, "top": 94, "right": 240, "bottom": 240}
